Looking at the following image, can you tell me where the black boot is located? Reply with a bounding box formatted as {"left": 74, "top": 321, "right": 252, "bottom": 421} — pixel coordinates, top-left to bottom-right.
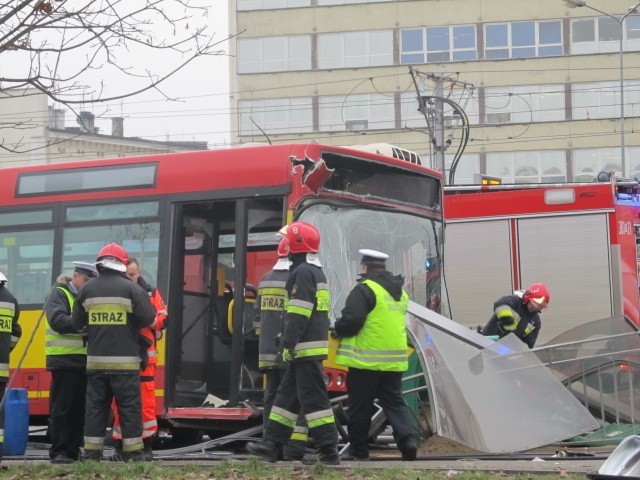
{"left": 282, "top": 438, "right": 306, "bottom": 461}
{"left": 142, "top": 438, "right": 154, "bottom": 461}
{"left": 302, "top": 445, "right": 340, "bottom": 465}
{"left": 80, "top": 450, "right": 103, "bottom": 462}
{"left": 401, "top": 440, "right": 418, "bottom": 461}
{"left": 246, "top": 439, "right": 280, "bottom": 462}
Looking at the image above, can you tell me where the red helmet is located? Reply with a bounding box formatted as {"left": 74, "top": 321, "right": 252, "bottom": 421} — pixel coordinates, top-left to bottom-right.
{"left": 282, "top": 221, "right": 320, "bottom": 254}
{"left": 96, "top": 243, "right": 129, "bottom": 272}
{"left": 277, "top": 237, "right": 290, "bottom": 257}
{"left": 523, "top": 282, "right": 550, "bottom": 309}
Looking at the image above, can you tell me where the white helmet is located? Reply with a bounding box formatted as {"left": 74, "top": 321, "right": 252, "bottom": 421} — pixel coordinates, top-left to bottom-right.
{"left": 0, "top": 272, "right": 6, "bottom": 284}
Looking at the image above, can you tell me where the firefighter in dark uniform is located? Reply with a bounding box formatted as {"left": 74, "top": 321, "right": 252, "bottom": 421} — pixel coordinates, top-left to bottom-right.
{"left": 481, "top": 282, "right": 550, "bottom": 349}
{"left": 0, "top": 272, "right": 21, "bottom": 462}
{"left": 71, "top": 243, "right": 155, "bottom": 462}
{"left": 334, "top": 249, "right": 419, "bottom": 461}
{"left": 112, "top": 257, "right": 168, "bottom": 460}
{"left": 253, "top": 237, "right": 306, "bottom": 461}
{"left": 246, "top": 221, "right": 339, "bottom": 465}
{"left": 44, "top": 261, "right": 98, "bottom": 464}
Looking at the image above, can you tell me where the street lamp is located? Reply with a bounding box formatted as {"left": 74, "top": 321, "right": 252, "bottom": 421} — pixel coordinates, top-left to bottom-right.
{"left": 564, "top": 0, "right": 640, "bottom": 178}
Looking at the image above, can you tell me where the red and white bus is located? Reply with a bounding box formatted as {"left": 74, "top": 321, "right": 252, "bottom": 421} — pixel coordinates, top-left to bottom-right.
{"left": 443, "top": 180, "right": 640, "bottom": 343}
{"left": 0, "top": 143, "right": 443, "bottom": 437}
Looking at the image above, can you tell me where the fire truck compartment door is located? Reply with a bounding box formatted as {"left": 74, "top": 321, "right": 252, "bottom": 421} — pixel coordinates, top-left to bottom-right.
{"left": 518, "top": 213, "right": 612, "bottom": 342}
{"left": 445, "top": 219, "right": 512, "bottom": 328}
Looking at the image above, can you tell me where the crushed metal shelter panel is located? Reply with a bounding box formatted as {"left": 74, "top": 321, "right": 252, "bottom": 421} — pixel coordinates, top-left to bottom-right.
{"left": 407, "top": 302, "right": 600, "bottom": 453}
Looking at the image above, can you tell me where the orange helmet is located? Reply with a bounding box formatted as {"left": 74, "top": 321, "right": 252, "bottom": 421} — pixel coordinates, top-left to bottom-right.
{"left": 277, "top": 237, "right": 290, "bottom": 257}
{"left": 281, "top": 221, "right": 320, "bottom": 254}
{"left": 96, "top": 243, "right": 129, "bottom": 272}
{"left": 523, "top": 282, "right": 550, "bottom": 309}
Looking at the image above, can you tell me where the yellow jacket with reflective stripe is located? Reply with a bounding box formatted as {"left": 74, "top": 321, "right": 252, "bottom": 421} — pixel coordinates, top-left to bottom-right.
{"left": 45, "top": 286, "right": 87, "bottom": 368}
{"left": 336, "top": 279, "right": 409, "bottom": 372}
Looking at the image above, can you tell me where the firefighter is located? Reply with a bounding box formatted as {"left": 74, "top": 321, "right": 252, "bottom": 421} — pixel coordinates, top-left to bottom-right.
{"left": 44, "top": 261, "right": 98, "bottom": 464}
{"left": 246, "top": 221, "right": 339, "bottom": 465}
{"left": 71, "top": 243, "right": 156, "bottom": 462}
{"left": 111, "top": 257, "right": 168, "bottom": 460}
{"left": 481, "top": 282, "right": 550, "bottom": 349}
{"left": 0, "top": 272, "right": 21, "bottom": 462}
{"left": 253, "top": 237, "right": 306, "bottom": 461}
{"left": 334, "top": 249, "right": 420, "bottom": 461}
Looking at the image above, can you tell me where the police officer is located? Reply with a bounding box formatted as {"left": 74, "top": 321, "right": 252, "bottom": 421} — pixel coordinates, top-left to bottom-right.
{"left": 246, "top": 221, "right": 339, "bottom": 465}
{"left": 111, "top": 257, "right": 168, "bottom": 460}
{"left": 0, "top": 272, "right": 21, "bottom": 462}
{"left": 481, "top": 282, "right": 550, "bottom": 349}
{"left": 253, "top": 237, "right": 306, "bottom": 461}
{"left": 44, "top": 261, "right": 97, "bottom": 464}
{"left": 71, "top": 243, "right": 155, "bottom": 462}
{"left": 334, "top": 249, "right": 419, "bottom": 461}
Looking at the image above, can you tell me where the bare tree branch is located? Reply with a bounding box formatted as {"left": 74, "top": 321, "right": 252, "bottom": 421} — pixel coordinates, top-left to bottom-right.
{"left": 0, "top": 0, "right": 229, "bottom": 152}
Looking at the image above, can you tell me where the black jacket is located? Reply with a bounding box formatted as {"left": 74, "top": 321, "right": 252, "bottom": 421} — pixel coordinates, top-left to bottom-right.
{"left": 334, "top": 270, "right": 405, "bottom": 338}
{"left": 0, "top": 284, "right": 21, "bottom": 382}
{"left": 481, "top": 294, "right": 542, "bottom": 349}
{"left": 71, "top": 270, "right": 155, "bottom": 373}
{"left": 282, "top": 253, "right": 330, "bottom": 363}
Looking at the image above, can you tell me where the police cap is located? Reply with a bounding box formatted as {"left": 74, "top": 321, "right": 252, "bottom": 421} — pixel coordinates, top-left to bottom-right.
{"left": 359, "top": 249, "right": 389, "bottom": 263}
{"left": 73, "top": 261, "right": 98, "bottom": 278}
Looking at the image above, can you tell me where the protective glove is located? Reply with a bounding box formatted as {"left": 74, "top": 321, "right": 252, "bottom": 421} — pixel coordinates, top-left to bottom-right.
{"left": 329, "top": 328, "right": 339, "bottom": 340}
{"left": 282, "top": 348, "right": 296, "bottom": 362}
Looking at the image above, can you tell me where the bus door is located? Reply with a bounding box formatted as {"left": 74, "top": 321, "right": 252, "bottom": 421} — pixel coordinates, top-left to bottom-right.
{"left": 166, "top": 197, "right": 283, "bottom": 411}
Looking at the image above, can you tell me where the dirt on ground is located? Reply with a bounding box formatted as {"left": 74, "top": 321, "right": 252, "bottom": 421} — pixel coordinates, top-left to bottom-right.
{"left": 418, "top": 435, "right": 481, "bottom": 455}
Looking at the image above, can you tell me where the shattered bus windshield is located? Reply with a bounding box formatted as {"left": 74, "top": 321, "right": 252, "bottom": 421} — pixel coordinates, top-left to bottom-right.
{"left": 299, "top": 203, "right": 443, "bottom": 321}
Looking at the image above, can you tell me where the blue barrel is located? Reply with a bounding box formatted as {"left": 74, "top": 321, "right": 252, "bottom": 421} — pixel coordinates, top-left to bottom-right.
{"left": 4, "top": 388, "right": 29, "bottom": 455}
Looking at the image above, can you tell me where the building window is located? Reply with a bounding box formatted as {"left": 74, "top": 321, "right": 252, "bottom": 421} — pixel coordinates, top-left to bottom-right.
{"left": 318, "top": 0, "right": 388, "bottom": 4}
{"left": 628, "top": 147, "right": 640, "bottom": 179}
{"left": 570, "top": 16, "right": 640, "bottom": 54}
{"left": 571, "top": 80, "right": 640, "bottom": 120}
{"left": 484, "top": 20, "right": 562, "bottom": 59}
{"left": 400, "top": 25, "right": 477, "bottom": 64}
{"left": 238, "top": 97, "right": 313, "bottom": 136}
{"left": 446, "top": 153, "right": 480, "bottom": 185}
{"left": 237, "top": 35, "right": 311, "bottom": 73}
{"left": 573, "top": 148, "right": 621, "bottom": 180}
{"left": 318, "top": 30, "right": 392, "bottom": 69}
{"left": 484, "top": 84, "right": 564, "bottom": 124}
{"left": 237, "top": 0, "right": 310, "bottom": 10}
{"left": 318, "top": 93, "right": 395, "bottom": 132}
{"left": 486, "top": 150, "right": 567, "bottom": 183}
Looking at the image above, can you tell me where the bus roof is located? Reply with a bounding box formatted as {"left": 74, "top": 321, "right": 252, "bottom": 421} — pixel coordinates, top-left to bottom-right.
{"left": 1, "top": 143, "right": 440, "bottom": 207}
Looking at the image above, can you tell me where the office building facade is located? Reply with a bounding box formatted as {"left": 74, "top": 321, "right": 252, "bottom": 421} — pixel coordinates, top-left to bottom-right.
{"left": 229, "top": 0, "right": 640, "bottom": 184}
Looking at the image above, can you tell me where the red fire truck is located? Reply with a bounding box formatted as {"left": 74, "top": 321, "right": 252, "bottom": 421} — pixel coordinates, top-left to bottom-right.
{"left": 0, "top": 143, "right": 443, "bottom": 437}
{"left": 443, "top": 180, "right": 640, "bottom": 344}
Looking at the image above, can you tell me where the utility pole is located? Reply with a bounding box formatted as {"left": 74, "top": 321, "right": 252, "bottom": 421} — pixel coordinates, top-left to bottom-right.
{"left": 409, "top": 66, "right": 473, "bottom": 185}
{"left": 433, "top": 80, "right": 446, "bottom": 182}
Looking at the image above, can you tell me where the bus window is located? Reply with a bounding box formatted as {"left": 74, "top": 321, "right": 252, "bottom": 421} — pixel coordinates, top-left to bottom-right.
{"left": 62, "top": 222, "right": 160, "bottom": 285}
{"left": 66, "top": 202, "right": 158, "bottom": 222}
{"left": 0, "top": 210, "right": 52, "bottom": 227}
{"left": 0, "top": 229, "right": 54, "bottom": 304}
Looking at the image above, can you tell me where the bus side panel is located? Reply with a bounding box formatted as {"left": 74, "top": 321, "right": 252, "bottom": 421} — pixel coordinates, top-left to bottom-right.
{"left": 9, "top": 310, "right": 50, "bottom": 416}
{"left": 517, "top": 213, "right": 613, "bottom": 342}
{"left": 444, "top": 220, "right": 513, "bottom": 329}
